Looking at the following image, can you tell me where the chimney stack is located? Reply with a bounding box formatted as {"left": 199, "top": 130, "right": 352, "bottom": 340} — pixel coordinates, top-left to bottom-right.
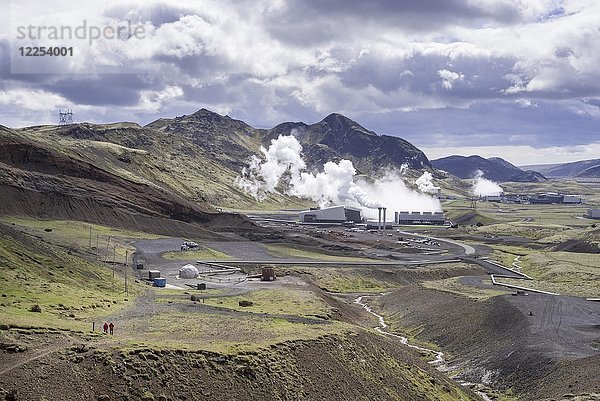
{"left": 378, "top": 207, "right": 382, "bottom": 231}
{"left": 383, "top": 208, "right": 387, "bottom": 230}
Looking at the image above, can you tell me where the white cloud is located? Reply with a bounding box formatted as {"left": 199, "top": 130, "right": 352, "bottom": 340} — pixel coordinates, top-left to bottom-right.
{"left": 437, "top": 69, "right": 464, "bottom": 89}
{"left": 0, "top": 89, "right": 70, "bottom": 111}
{"left": 421, "top": 142, "right": 600, "bottom": 166}
{"left": 1, "top": 0, "right": 599, "bottom": 152}
{"left": 136, "top": 85, "right": 184, "bottom": 111}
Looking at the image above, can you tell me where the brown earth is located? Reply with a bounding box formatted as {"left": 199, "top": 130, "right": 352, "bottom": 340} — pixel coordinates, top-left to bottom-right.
{"left": 0, "top": 127, "right": 262, "bottom": 239}
{"left": 0, "top": 329, "right": 480, "bottom": 401}
{"left": 378, "top": 286, "right": 600, "bottom": 400}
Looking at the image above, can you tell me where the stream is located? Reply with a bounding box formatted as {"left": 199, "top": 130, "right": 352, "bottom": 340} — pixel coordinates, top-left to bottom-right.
{"left": 354, "top": 295, "right": 493, "bottom": 401}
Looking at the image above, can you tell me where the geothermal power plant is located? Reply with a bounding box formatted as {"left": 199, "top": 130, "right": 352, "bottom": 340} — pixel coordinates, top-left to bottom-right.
{"left": 299, "top": 205, "right": 447, "bottom": 227}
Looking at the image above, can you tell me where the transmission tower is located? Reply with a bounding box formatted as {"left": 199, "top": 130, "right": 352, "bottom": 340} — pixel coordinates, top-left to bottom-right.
{"left": 58, "top": 109, "right": 73, "bottom": 125}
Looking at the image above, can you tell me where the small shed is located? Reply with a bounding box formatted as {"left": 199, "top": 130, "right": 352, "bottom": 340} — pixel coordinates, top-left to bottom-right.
{"left": 261, "top": 267, "right": 276, "bottom": 281}
{"left": 148, "top": 270, "right": 161, "bottom": 280}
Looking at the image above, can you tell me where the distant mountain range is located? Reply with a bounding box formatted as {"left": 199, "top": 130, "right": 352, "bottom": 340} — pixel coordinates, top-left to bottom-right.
{"left": 0, "top": 109, "right": 433, "bottom": 224}
{"left": 431, "top": 155, "right": 547, "bottom": 182}
{"left": 522, "top": 158, "right": 600, "bottom": 178}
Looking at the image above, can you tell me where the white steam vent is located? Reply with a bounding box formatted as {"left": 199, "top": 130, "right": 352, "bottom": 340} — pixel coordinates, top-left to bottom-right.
{"left": 235, "top": 133, "right": 442, "bottom": 215}
{"left": 472, "top": 170, "right": 503, "bottom": 197}
{"left": 415, "top": 171, "right": 440, "bottom": 194}
{"left": 179, "top": 264, "right": 199, "bottom": 279}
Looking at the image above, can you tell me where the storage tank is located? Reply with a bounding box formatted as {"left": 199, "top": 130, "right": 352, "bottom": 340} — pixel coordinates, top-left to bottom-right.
{"left": 153, "top": 277, "right": 166, "bottom": 288}
{"left": 179, "top": 264, "right": 199, "bottom": 279}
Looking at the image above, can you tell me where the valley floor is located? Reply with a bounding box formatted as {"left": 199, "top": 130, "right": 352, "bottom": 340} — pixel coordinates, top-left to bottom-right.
{"left": 1, "top": 209, "right": 599, "bottom": 401}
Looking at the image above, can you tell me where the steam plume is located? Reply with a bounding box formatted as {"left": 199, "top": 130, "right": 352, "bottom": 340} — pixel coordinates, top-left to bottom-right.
{"left": 236, "top": 134, "right": 442, "bottom": 214}
{"left": 472, "top": 170, "right": 503, "bottom": 197}
{"left": 415, "top": 171, "right": 440, "bottom": 194}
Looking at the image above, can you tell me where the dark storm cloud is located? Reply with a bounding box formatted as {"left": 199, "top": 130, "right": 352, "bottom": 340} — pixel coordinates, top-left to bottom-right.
{"left": 265, "top": 0, "right": 521, "bottom": 44}
{"left": 40, "top": 75, "right": 148, "bottom": 106}
{"left": 3, "top": 0, "right": 600, "bottom": 163}
{"left": 357, "top": 100, "right": 600, "bottom": 149}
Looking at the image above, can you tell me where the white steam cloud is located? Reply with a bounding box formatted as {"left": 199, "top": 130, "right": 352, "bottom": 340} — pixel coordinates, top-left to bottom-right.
{"left": 415, "top": 171, "right": 440, "bottom": 194}
{"left": 236, "top": 134, "right": 442, "bottom": 215}
{"left": 472, "top": 170, "right": 503, "bottom": 197}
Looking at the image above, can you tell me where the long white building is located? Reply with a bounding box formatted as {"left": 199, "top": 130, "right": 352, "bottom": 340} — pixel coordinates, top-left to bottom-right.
{"left": 395, "top": 211, "right": 446, "bottom": 225}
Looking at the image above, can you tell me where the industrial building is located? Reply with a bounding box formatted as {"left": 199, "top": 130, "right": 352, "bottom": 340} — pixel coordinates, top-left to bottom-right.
{"left": 395, "top": 211, "right": 446, "bottom": 225}
{"left": 483, "top": 195, "right": 503, "bottom": 202}
{"left": 365, "top": 220, "right": 393, "bottom": 230}
{"left": 585, "top": 209, "right": 600, "bottom": 219}
{"left": 563, "top": 195, "right": 583, "bottom": 204}
{"left": 299, "top": 205, "right": 362, "bottom": 223}
{"left": 528, "top": 193, "right": 583, "bottom": 204}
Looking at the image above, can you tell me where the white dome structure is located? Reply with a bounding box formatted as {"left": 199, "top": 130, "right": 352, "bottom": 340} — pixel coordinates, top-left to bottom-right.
{"left": 179, "top": 264, "right": 199, "bottom": 279}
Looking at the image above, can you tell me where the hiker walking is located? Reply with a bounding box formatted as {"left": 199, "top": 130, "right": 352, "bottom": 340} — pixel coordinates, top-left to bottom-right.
{"left": 103, "top": 322, "right": 108, "bottom": 334}
{"left": 109, "top": 322, "right": 114, "bottom": 335}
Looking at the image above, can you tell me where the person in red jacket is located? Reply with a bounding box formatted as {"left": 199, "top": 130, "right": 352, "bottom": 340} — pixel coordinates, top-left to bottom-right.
{"left": 109, "top": 322, "right": 114, "bottom": 335}
{"left": 103, "top": 322, "right": 108, "bottom": 334}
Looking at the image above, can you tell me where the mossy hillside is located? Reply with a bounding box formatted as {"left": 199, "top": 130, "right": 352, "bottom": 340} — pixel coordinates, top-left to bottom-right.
{"left": 0, "top": 225, "right": 143, "bottom": 331}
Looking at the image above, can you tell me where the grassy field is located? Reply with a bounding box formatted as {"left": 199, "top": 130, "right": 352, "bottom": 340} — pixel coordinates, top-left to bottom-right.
{"left": 504, "top": 251, "right": 600, "bottom": 297}
{"left": 488, "top": 244, "right": 600, "bottom": 297}
{"left": 116, "top": 298, "right": 352, "bottom": 353}
{"left": 162, "top": 247, "right": 231, "bottom": 260}
{"left": 2, "top": 216, "right": 163, "bottom": 263}
{"left": 0, "top": 226, "right": 144, "bottom": 331}
{"left": 297, "top": 267, "right": 391, "bottom": 293}
{"left": 202, "top": 288, "right": 331, "bottom": 317}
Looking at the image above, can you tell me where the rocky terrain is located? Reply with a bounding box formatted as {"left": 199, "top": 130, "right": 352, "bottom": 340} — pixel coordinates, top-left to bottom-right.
{"left": 265, "top": 113, "right": 431, "bottom": 172}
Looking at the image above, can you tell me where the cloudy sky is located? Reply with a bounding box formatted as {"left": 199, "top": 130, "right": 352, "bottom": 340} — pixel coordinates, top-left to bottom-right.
{"left": 1, "top": 0, "right": 599, "bottom": 165}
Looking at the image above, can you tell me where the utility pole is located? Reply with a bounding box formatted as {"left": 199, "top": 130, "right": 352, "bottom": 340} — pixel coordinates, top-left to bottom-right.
{"left": 96, "top": 234, "right": 99, "bottom": 259}
{"left": 105, "top": 237, "right": 112, "bottom": 263}
{"left": 89, "top": 226, "right": 92, "bottom": 248}
{"left": 124, "top": 249, "right": 128, "bottom": 296}
{"left": 112, "top": 246, "right": 116, "bottom": 277}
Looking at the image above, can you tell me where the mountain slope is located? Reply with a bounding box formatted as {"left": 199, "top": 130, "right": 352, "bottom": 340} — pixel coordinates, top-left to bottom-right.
{"left": 266, "top": 113, "right": 431, "bottom": 173}
{"left": 522, "top": 158, "right": 600, "bottom": 178}
{"left": 4, "top": 109, "right": 434, "bottom": 215}
{"left": 431, "top": 155, "right": 546, "bottom": 182}
{"left": 0, "top": 125, "right": 256, "bottom": 237}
